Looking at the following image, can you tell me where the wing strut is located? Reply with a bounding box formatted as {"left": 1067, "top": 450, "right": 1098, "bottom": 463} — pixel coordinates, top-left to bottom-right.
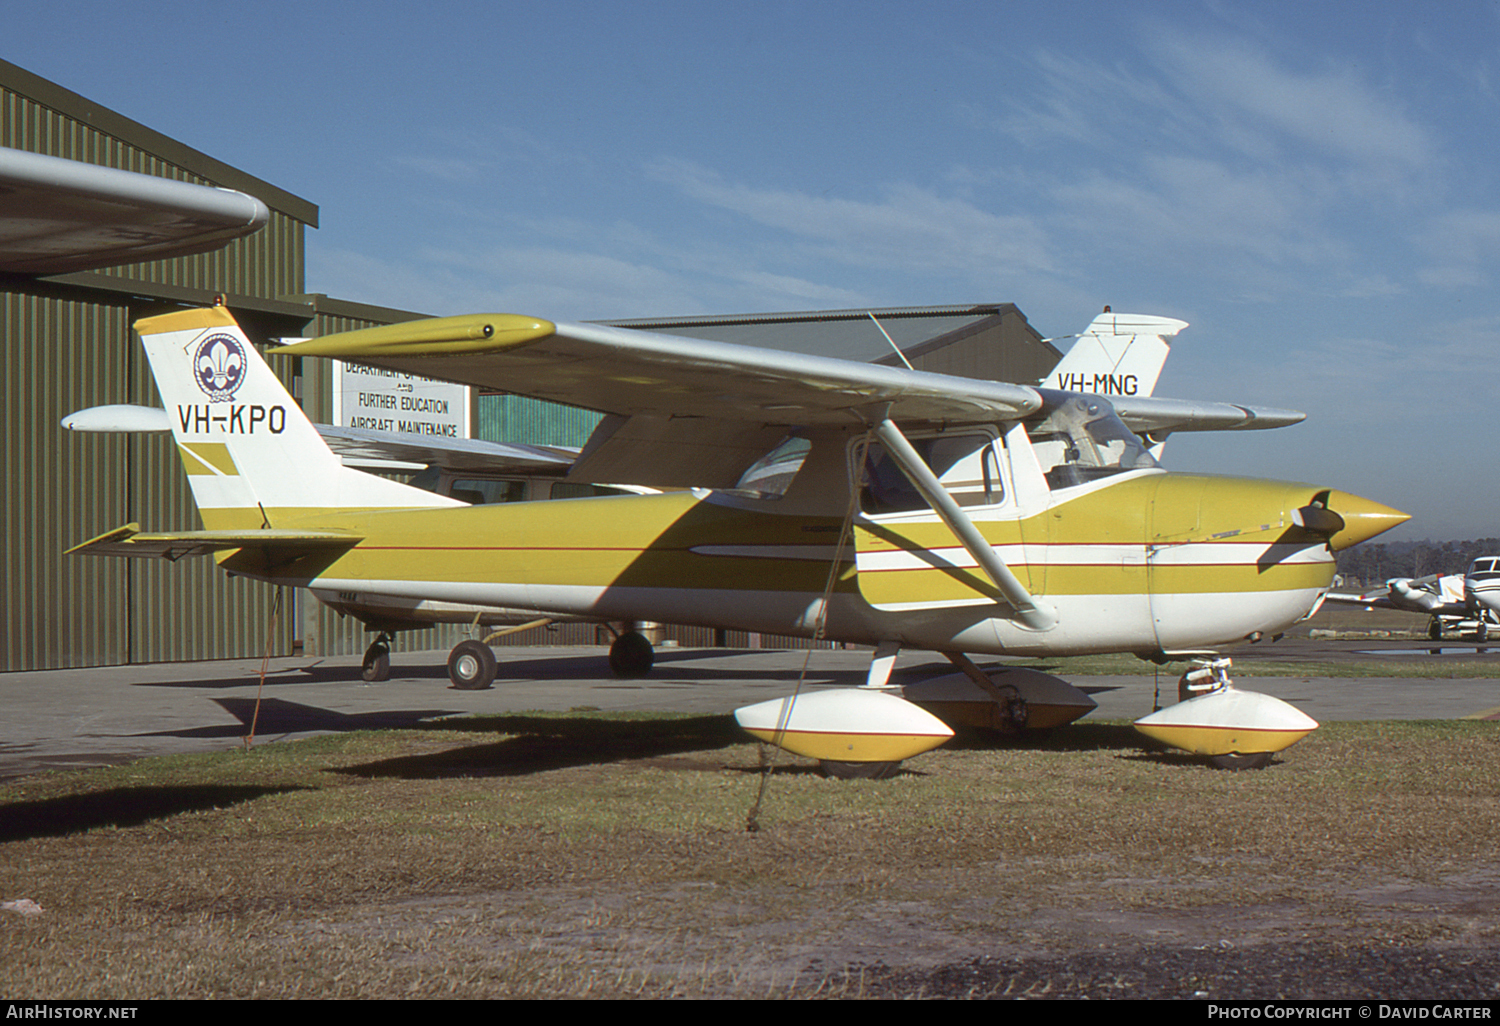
{"left": 871, "top": 418, "right": 1058, "bottom": 632}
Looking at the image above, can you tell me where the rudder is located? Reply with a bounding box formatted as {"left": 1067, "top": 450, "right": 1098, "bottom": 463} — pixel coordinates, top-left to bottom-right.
{"left": 135, "top": 305, "right": 458, "bottom": 529}
{"left": 1044, "top": 311, "right": 1187, "bottom": 399}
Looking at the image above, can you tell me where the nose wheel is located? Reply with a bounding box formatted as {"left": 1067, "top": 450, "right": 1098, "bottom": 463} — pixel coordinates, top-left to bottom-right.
{"left": 608, "top": 629, "right": 655, "bottom": 678}
{"left": 361, "top": 634, "right": 392, "bottom": 682}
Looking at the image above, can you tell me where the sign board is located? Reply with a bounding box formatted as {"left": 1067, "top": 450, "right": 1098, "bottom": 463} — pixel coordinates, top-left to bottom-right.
{"left": 328, "top": 358, "right": 470, "bottom": 440}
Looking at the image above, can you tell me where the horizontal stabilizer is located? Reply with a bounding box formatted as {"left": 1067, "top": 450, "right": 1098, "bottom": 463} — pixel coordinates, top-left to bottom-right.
{"left": 60, "top": 405, "right": 172, "bottom": 432}
{"left": 66, "top": 523, "right": 362, "bottom": 561}
{"left": 61, "top": 403, "right": 576, "bottom": 475}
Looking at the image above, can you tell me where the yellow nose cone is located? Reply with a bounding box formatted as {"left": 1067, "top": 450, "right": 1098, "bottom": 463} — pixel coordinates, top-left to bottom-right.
{"left": 1323, "top": 491, "right": 1410, "bottom": 550}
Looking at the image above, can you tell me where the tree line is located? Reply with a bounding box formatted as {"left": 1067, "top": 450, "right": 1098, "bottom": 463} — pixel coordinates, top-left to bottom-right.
{"left": 1336, "top": 538, "right": 1500, "bottom": 586}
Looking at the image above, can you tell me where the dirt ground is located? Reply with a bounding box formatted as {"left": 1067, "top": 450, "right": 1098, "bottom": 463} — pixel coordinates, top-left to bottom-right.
{"left": 7, "top": 601, "right": 1500, "bottom": 999}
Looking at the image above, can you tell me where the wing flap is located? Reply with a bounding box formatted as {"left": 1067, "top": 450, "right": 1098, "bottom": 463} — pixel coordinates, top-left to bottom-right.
{"left": 67, "top": 523, "right": 363, "bottom": 561}
{"left": 567, "top": 415, "right": 787, "bottom": 488}
{"left": 316, "top": 425, "right": 576, "bottom": 474}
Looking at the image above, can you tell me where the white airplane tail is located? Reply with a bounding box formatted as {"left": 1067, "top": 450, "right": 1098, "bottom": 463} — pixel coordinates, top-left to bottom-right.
{"left": 135, "top": 305, "right": 461, "bottom": 530}
{"left": 1044, "top": 311, "right": 1187, "bottom": 399}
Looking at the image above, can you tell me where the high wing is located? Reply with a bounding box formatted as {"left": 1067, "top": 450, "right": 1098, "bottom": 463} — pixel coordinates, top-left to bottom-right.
{"left": 273, "top": 315, "right": 1304, "bottom": 488}
{"left": 274, "top": 316, "right": 1045, "bottom": 424}
{"left": 0, "top": 146, "right": 270, "bottom": 274}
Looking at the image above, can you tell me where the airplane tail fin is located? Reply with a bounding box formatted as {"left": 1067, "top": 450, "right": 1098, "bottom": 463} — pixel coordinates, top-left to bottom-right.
{"left": 135, "top": 305, "right": 460, "bottom": 530}
{"left": 1044, "top": 311, "right": 1187, "bottom": 399}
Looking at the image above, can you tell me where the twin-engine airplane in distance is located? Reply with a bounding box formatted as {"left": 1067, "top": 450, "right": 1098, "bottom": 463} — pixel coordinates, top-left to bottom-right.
{"left": 69, "top": 302, "right": 1408, "bottom": 775}
{"left": 1326, "top": 557, "right": 1500, "bottom": 641}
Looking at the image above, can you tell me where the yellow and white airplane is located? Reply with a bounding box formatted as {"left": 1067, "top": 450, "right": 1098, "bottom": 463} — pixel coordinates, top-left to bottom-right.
{"left": 69, "top": 302, "right": 1408, "bottom": 772}
{"left": 62, "top": 304, "right": 1187, "bottom": 683}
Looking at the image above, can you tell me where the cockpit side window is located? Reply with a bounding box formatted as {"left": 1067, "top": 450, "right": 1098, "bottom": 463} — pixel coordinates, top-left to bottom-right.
{"left": 859, "top": 433, "right": 1001, "bottom": 515}
{"left": 1025, "top": 394, "right": 1158, "bottom": 491}
{"left": 732, "top": 434, "right": 812, "bottom": 498}
{"left": 450, "top": 478, "right": 527, "bottom": 504}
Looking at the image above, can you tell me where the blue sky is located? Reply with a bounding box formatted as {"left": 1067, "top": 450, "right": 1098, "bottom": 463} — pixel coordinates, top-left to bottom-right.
{"left": 7, "top": 1, "right": 1499, "bottom": 540}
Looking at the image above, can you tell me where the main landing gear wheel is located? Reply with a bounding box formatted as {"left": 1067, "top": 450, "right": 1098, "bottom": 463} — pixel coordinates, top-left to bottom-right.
{"left": 819, "top": 760, "right": 903, "bottom": 780}
{"left": 361, "top": 636, "right": 391, "bottom": 682}
{"left": 448, "top": 640, "right": 497, "bottom": 690}
{"left": 1210, "top": 752, "right": 1273, "bottom": 771}
{"left": 1428, "top": 617, "right": 1444, "bottom": 641}
{"left": 609, "top": 630, "right": 654, "bottom": 678}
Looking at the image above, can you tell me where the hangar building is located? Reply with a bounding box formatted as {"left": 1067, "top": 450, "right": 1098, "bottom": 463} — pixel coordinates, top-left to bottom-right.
{"left": 1, "top": 58, "right": 1063, "bottom": 673}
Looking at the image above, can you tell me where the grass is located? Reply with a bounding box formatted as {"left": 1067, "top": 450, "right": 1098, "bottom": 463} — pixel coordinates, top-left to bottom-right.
{"left": 4, "top": 712, "right": 1500, "bottom": 998}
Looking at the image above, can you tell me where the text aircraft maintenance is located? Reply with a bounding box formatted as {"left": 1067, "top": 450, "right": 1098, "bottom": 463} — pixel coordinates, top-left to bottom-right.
{"left": 1326, "top": 557, "right": 1500, "bottom": 641}
{"left": 69, "top": 301, "right": 1408, "bottom": 775}
{"left": 62, "top": 307, "right": 1186, "bottom": 684}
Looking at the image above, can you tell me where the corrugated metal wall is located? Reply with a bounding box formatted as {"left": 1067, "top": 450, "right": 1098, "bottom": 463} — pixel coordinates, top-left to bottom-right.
{"left": 2, "top": 291, "right": 294, "bottom": 670}
{"left": 2, "top": 66, "right": 309, "bottom": 671}
{"left": 4, "top": 294, "right": 130, "bottom": 668}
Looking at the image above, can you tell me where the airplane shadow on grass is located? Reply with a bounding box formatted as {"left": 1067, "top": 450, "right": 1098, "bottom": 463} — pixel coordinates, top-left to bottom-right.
{"left": 0, "top": 783, "right": 308, "bottom": 843}
{"left": 133, "top": 697, "right": 470, "bottom": 740}
{"left": 335, "top": 715, "right": 1176, "bottom": 781}
{"left": 335, "top": 713, "right": 751, "bottom": 780}
{"left": 130, "top": 696, "right": 1199, "bottom": 783}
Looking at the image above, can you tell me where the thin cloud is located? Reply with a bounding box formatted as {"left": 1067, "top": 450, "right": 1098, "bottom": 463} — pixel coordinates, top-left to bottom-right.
{"left": 1414, "top": 209, "right": 1500, "bottom": 288}
{"left": 1152, "top": 31, "right": 1435, "bottom": 171}
{"left": 647, "top": 158, "right": 1058, "bottom": 277}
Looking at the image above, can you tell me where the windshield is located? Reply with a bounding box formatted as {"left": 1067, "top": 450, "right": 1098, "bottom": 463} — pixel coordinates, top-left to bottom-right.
{"left": 1025, "top": 392, "right": 1158, "bottom": 490}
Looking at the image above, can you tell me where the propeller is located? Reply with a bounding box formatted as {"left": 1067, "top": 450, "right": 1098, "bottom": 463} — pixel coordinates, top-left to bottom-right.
{"left": 1291, "top": 491, "right": 1345, "bottom": 539}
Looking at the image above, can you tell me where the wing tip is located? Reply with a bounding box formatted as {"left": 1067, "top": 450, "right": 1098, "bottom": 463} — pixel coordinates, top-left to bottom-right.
{"left": 270, "top": 314, "right": 555, "bottom": 357}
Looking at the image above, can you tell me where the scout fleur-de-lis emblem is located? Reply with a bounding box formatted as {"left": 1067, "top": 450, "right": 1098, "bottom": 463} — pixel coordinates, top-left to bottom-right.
{"left": 193, "top": 333, "right": 246, "bottom": 401}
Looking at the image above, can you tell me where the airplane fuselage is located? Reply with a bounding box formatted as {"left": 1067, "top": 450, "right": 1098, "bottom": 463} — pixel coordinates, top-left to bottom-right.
{"left": 222, "top": 468, "right": 1357, "bottom": 659}
{"left": 1465, "top": 557, "right": 1500, "bottom": 621}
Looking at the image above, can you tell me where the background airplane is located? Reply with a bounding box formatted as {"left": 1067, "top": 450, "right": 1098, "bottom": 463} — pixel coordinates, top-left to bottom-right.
{"left": 1327, "top": 557, "right": 1500, "bottom": 640}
